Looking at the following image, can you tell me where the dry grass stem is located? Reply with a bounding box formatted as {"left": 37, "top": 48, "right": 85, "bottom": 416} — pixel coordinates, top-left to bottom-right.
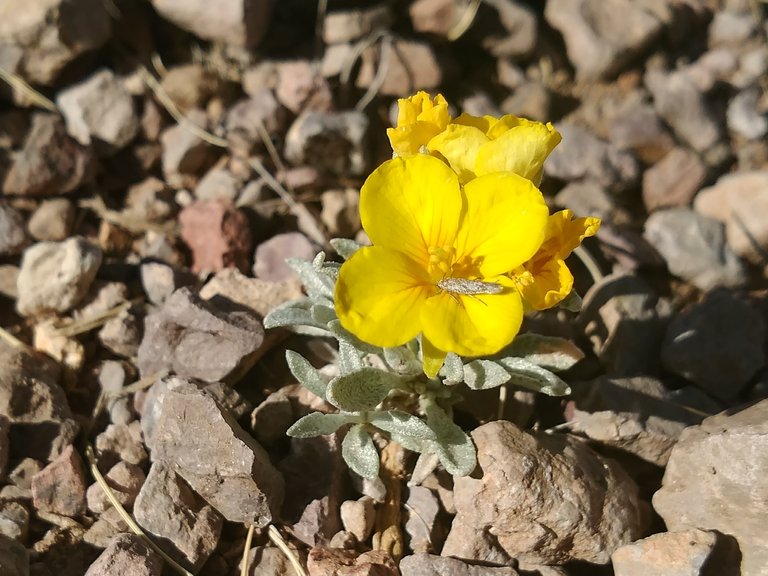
{"left": 240, "top": 523, "right": 255, "bottom": 576}
{"left": 447, "top": 0, "right": 482, "bottom": 41}
{"left": 268, "top": 525, "right": 308, "bottom": 576}
{"left": 0, "top": 66, "right": 57, "bottom": 111}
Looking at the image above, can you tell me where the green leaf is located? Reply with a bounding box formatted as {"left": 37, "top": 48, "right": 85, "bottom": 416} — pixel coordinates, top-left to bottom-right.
{"left": 463, "top": 359, "right": 511, "bottom": 390}
{"left": 338, "top": 340, "right": 364, "bottom": 374}
{"left": 327, "top": 320, "right": 381, "bottom": 354}
{"left": 263, "top": 299, "right": 329, "bottom": 334}
{"left": 369, "top": 410, "right": 436, "bottom": 443}
{"left": 383, "top": 345, "right": 422, "bottom": 376}
{"left": 440, "top": 353, "right": 464, "bottom": 383}
{"left": 287, "top": 258, "right": 334, "bottom": 301}
{"left": 287, "top": 412, "right": 353, "bottom": 438}
{"left": 504, "top": 334, "right": 584, "bottom": 372}
{"left": 326, "top": 368, "right": 402, "bottom": 412}
{"left": 285, "top": 351, "right": 328, "bottom": 398}
{"left": 497, "top": 357, "right": 571, "bottom": 396}
{"left": 424, "top": 402, "right": 477, "bottom": 477}
{"left": 330, "top": 238, "right": 363, "bottom": 260}
{"left": 310, "top": 304, "right": 337, "bottom": 326}
{"left": 342, "top": 424, "right": 379, "bottom": 479}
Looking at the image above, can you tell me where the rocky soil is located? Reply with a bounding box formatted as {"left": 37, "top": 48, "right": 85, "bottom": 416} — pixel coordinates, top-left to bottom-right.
{"left": 0, "top": 0, "right": 767, "bottom": 575}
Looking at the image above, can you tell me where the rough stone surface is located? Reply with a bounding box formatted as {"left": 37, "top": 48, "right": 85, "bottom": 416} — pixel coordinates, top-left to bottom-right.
{"left": 134, "top": 460, "right": 222, "bottom": 573}
{"left": 609, "top": 102, "right": 674, "bottom": 164}
{"left": 152, "top": 383, "right": 284, "bottom": 526}
{"left": 545, "top": 0, "right": 663, "bottom": 80}
{"left": 138, "top": 287, "right": 264, "bottom": 383}
{"left": 86, "top": 461, "right": 145, "bottom": 514}
{"left": 404, "top": 485, "right": 441, "bottom": 554}
{"left": 57, "top": 69, "right": 139, "bottom": 155}
{"left": 0, "top": 533, "right": 29, "bottom": 576}
{"left": 307, "top": 548, "right": 398, "bottom": 576}
{"left": 643, "top": 208, "right": 746, "bottom": 291}
{"left": 727, "top": 86, "right": 768, "bottom": 140}
{"left": 276, "top": 60, "right": 333, "bottom": 114}
{"left": 0, "top": 501, "right": 29, "bottom": 542}
{"left": 662, "top": 290, "right": 765, "bottom": 401}
{"left": 194, "top": 168, "right": 239, "bottom": 202}
{"left": 140, "top": 261, "right": 197, "bottom": 306}
{"left": 442, "top": 421, "right": 645, "bottom": 565}
{"left": 240, "top": 545, "right": 299, "bottom": 576}
{"left": 320, "top": 189, "right": 360, "bottom": 237}
{"left": 324, "top": 5, "right": 392, "bottom": 43}
{"left": 0, "top": 204, "right": 28, "bottom": 257}
{"left": 357, "top": 38, "right": 442, "bottom": 97}
{"left": 653, "top": 400, "right": 768, "bottom": 576}
{"left": 225, "top": 90, "right": 286, "bottom": 157}
{"left": 31, "top": 445, "right": 87, "bottom": 517}
{"left": 160, "top": 110, "right": 216, "bottom": 177}
{"left": 84, "top": 533, "right": 163, "bottom": 576}
{"left": 253, "top": 232, "right": 316, "bottom": 282}
{"left": 400, "top": 553, "right": 519, "bottom": 576}
{"left": 94, "top": 422, "right": 148, "bottom": 469}
{"left": 642, "top": 148, "right": 707, "bottom": 211}
{"left": 28, "top": 199, "right": 75, "bottom": 242}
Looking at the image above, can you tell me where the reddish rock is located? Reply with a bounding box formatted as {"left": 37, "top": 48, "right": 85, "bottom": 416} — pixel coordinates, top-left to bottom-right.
{"left": 276, "top": 61, "right": 334, "bottom": 114}
{"left": 179, "top": 199, "right": 253, "bottom": 274}
{"left": 253, "top": 232, "right": 315, "bottom": 282}
{"left": 31, "top": 445, "right": 87, "bottom": 517}
{"left": 642, "top": 147, "right": 707, "bottom": 211}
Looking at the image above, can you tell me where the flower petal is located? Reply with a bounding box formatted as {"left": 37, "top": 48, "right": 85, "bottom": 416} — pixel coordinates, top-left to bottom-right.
{"left": 360, "top": 155, "right": 462, "bottom": 265}
{"left": 335, "top": 246, "right": 432, "bottom": 348}
{"left": 452, "top": 112, "right": 497, "bottom": 134}
{"left": 421, "top": 276, "right": 524, "bottom": 357}
{"left": 453, "top": 172, "right": 549, "bottom": 278}
{"left": 387, "top": 122, "right": 444, "bottom": 156}
{"left": 546, "top": 209, "right": 601, "bottom": 258}
{"left": 388, "top": 92, "right": 451, "bottom": 155}
{"left": 421, "top": 335, "right": 447, "bottom": 378}
{"left": 427, "top": 124, "right": 490, "bottom": 183}
{"left": 515, "top": 257, "right": 574, "bottom": 310}
{"left": 474, "top": 120, "right": 561, "bottom": 183}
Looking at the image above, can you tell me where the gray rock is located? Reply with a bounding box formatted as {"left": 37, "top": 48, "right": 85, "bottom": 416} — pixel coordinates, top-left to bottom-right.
{"left": 709, "top": 10, "right": 758, "bottom": 47}
{"left": 662, "top": 290, "right": 765, "bottom": 401}
{"left": 324, "top": 4, "right": 392, "bottom": 43}
{"left": 0, "top": 204, "right": 28, "bottom": 256}
{"left": 0, "top": 0, "right": 110, "bottom": 85}
{"left": 150, "top": 0, "right": 272, "bottom": 48}
{"left": 276, "top": 60, "right": 333, "bottom": 114}
{"left": 472, "top": 0, "right": 537, "bottom": 59}
{"left": 404, "top": 486, "right": 441, "bottom": 554}
{"left": 2, "top": 114, "right": 94, "bottom": 197}
{"left": 609, "top": 103, "right": 675, "bottom": 164}
{"left": 240, "top": 545, "right": 299, "bottom": 576}
{"left": 134, "top": 461, "right": 222, "bottom": 573}
{"left": 400, "top": 554, "right": 519, "bottom": 576}
{"left": 727, "top": 86, "right": 768, "bottom": 140}
{"left": 124, "top": 178, "right": 176, "bottom": 224}
{"left": 160, "top": 110, "right": 216, "bottom": 177}
{"left": 16, "top": 237, "right": 102, "bottom": 316}
{"left": 253, "top": 232, "right": 316, "bottom": 282}
{"left": 5, "top": 458, "right": 44, "bottom": 499}
{"left": 284, "top": 110, "right": 370, "bottom": 176}
{"left": 152, "top": 383, "right": 284, "bottom": 526}
{"left": 94, "top": 422, "right": 148, "bottom": 469}
{"left": 643, "top": 208, "right": 746, "bottom": 290}
{"left": 31, "top": 445, "right": 87, "bottom": 517}
{"left": 356, "top": 38, "right": 442, "bottom": 97}
{"left": 86, "top": 461, "right": 145, "bottom": 514}
{"left": 642, "top": 148, "right": 707, "bottom": 212}
{"left": 0, "top": 343, "right": 77, "bottom": 462}
{"left": 194, "top": 168, "right": 239, "bottom": 202}
{"left": 225, "top": 90, "right": 286, "bottom": 157}
{"left": 99, "top": 307, "right": 143, "bottom": 359}
{"left": 442, "top": 421, "right": 645, "bottom": 565}
{"left": 653, "top": 400, "right": 768, "bottom": 576}
{"left": 57, "top": 69, "right": 139, "bottom": 155}
{"left": 83, "top": 507, "right": 129, "bottom": 550}
{"left": 0, "top": 501, "right": 29, "bottom": 541}
{"left": 140, "top": 261, "right": 197, "bottom": 306}
{"left": 545, "top": 0, "right": 663, "bottom": 80}
{"left": 340, "top": 497, "right": 375, "bottom": 544}
{"left": 138, "top": 287, "right": 264, "bottom": 383}
{"left": 85, "top": 533, "right": 163, "bottom": 576}
{"left": 0, "top": 533, "right": 28, "bottom": 576}
{"left": 320, "top": 189, "right": 360, "bottom": 237}
{"left": 27, "top": 199, "right": 75, "bottom": 242}
{"left": 554, "top": 181, "right": 628, "bottom": 224}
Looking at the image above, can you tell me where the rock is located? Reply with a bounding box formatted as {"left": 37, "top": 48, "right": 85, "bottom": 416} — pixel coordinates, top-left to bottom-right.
{"left": 276, "top": 61, "right": 333, "bottom": 114}
{"left": 5, "top": 458, "right": 43, "bottom": 500}
{"left": 253, "top": 232, "right": 316, "bottom": 282}
{"left": 194, "top": 168, "right": 239, "bottom": 202}
{"left": 179, "top": 199, "right": 252, "bottom": 274}
{"left": 83, "top": 507, "right": 129, "bottom": 549}
{"left": 500, "top": 82, "right": 551, "bottom": 122}
{"left": 404, "top": 486, "right": 441, "bottom": 554}
{"left": 250, "top": 389, "right": 297, "bottom": 448}
{"left": 57, "top": 69, "right": 139, "bottom": 155}
{"left": 240, "top": 545, "right": 300, "bottom": 576}
{"left": 442, "top": 421, "right": 644, "bottom": 565}
{"left": 0, "top": 343, "right": 78, "bottom": 462}
{"left": 340, "top": 497, "right": 375, "bottom": 544}
{"left": 159, "top": 64, "right": 218, "bottom": 113}
{"left": 567, "top": 376, "right": 703, "bottom": 466}
{"left": 321, "top": 44, "right": 356, "bottom": 78}
{"left": 646, "top": 67, "right": 723, "bottom": 152}
{"left": 642, "top": 148, "right": 707, "bottom": 211}
{"left": 27, "top": 199, "right": 75, "bottom": 242}
{"left": 0, "top": 203, "right": 28, "bottom": 256}
{"left": 653, "top": 400, "right": 768, "bottom": 576}
{"left": 409, "top": 0, "right": 461, "bottom": 36}
{"left": 140, "top": 261, "right": 197, "bottom": 306}
{"left": 199, "top": 267, "right": 303, "bottom": 319}
{"left": 643, "top": 208, "right": 746, "bottom": 291}
{"left": 323, "top": 5, "right": 392, "bottom": 43}
{"left": 31, "top": 445, "right": 87, "bottom": 517}
{"left": 137, "top": 287, "right": 264, "bottom": 383}
{"left": 32, "top": 319, "right": 85, "bottom": 384}
{"left": 84, "top": 533, "right": 163, "bottom": 576}
{"left": 0, "top": 0, "right": 111, "bottom": 85}
{"left": 545, "top": 0, "right": 663, "bottom": 80}
{"left": 544, "top": 123, "right": 638, "bottom": 192}
{"left": 471, "top": 0, "right": 537, "bottom": 59}
{"left": 160, "top": 110, "right": 217, "bottom": 178}
{"left": 16, "top": 237, "right": 102, "bottom": 316}
{"left": 30, "top": 524, "right": 94, "bottom": 576}
{"left": 609, "top": 102, "right": 675, "bottom": 164}
{"left": 0, "top": 415, "right": 8, "bottom": 480}
{"left": 279, "top": 435, "right": 343, "bottom": 546}
{"left": 709, "top": 10, "right": 757, "bottom": 47}
{"left": 554, "top": 181, "right": 627, "bottom": 224}
{"left": 86, "top": 461, "right": 145, "bottom": 514}
{"left": 134, "top": 461, "right": 222, "bottom": 573}
{"left": 285, "top": 110, "right": 369, "bottom": 176}
{"left": 95, "top": 422, "right": 148, "bottom": 469}
{"left": 0, "top": 501, "right": 29, "bottom": 542}
{"left": 99, "top": 307, "right": 143, "bottom": 358}
{"left": 150, "top": 0, "right": 272, "bottom": 48}
{"left": 357, "top": 38, "right": 442, "bottom": 97}
{"left": 307, "top": 548, "right": 398, "bottom": 576}
{"left": 611, "top": 529, "right": 739, "bottom": 576}
{"left": 152, "top": 383, "right": 284, "bottom": 526}
{"left": 320, "top": 189, "right": 360, "bottom": 237}
{"left": 98, "top": 361, "right": 134, "bottom": 426}
{"left": 225, "top": 90, "right": 286, "bottom": 157}
{"left": 2, "top": 114, "right": 94, "bottom": 197}
{"left": 400, "top": 554, "right": 519, "bottom": 576}
{"left": 124, "top": 177, "right": 177, "bottom": 224}
{"left": 662, "top": 290, "right": 765, "bottom": 401}
{"left": 0, "top": 533, "right": 28, "bottom": 576}
{"left": 727, "top": 86, "right": 768, "bottom": 140}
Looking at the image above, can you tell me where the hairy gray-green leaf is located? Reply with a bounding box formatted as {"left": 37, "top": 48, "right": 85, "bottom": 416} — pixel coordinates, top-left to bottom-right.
{"left": 505, "top": 334, "right": 584, "bottom": 372}
{"left": 331, "top": 238, "right": 363, "bottom": 260}
{"left": 287, "top": 257, "right": 334, "bottom": 301}
{"left": 310, "top": 304, "right": 337, "bottom": 326}
{"left": 342, "top": 424, "right": 379, "bottom": 479}
{"left": 497, "top": 357, "right": 571, "bottom": 396}
{"left": 559, "top": 290, "right": 582, "bottom": 312}
{"left": 264, "top": 299, "right": 330, "bottom": 335}
{"left": 328, "top": 320, "right": 381, "bottom": 354}
{"left": 463, "top": 359, "right": 511, "bottom": 390}
{"left": 338, "top": 340, "right": 364, "bottom": 374}
{"left": 326, "top": 368, "right": 402, "bottom": 411}
{"left": 287, "top": 412, "right": 353, "bottom": 438}
{"left": 440, "top": 353, "right": 464, "bottom": 383}
{"left": 424, "top": 403, "right": 477, "bottom": 476}
{"left": 383, "top": 345, "right": 422, "bottom": 376}
{"left": 369, "top": 410, "right": 436, "bottom": 441}
{"left": 286, "top": 350, "right": 328, "bottom": 398}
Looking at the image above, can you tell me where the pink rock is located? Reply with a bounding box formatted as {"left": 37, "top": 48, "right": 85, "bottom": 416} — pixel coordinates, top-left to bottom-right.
{"left": 276, "top": 61, "right": 334, "bottom": 114}
{"left": 180, "top": 199, "right": 253, "bottom": 274}
{"left": 253, "top": 232, "right": 315, "bottom": 282}
{"left": 31, "top": 444, "right": 87, "bottom": 517}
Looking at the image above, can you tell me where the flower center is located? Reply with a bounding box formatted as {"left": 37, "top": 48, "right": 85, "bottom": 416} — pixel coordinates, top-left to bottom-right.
{"left": 427, "top": 246, "right": 456, "bottom": 278}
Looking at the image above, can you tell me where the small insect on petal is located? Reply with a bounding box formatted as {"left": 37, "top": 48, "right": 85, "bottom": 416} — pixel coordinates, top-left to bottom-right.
{"left": 437, "top": 277, "right": 503, "bottom": 295}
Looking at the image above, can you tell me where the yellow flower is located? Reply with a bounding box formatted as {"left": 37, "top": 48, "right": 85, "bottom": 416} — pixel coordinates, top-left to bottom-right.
{"left": 386, "top": 91, "right": 451, "bottom": 156}
{"left": 335, "top": 154, "right": 549, "bottom": 377}
{"left": 513, "top": 210, "right": 601, "bottom": 310}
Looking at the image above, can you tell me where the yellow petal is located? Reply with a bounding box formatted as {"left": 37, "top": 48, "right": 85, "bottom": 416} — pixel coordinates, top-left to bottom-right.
{"left": 335, "top": 246, "right": 433, "bottom": 348}
{"left": 515, "top": 257, "right": 574, "bottom": 310}
{"left": 453, "top": 172, "right": 549, "bottom": 278}
{"left": 427, "top": 124, "right": 490, "bottom": 184}
{"left": 387, "top": 122, "right": 444, "bottom": 156}
{"left": 421, "top": 335, "right": 447, "bottom": 378}
{"left": 475, "top": 120, "right": 562, "bottom": 183}
{"left": 421, "top": 276, "right": 524, "bottom": 357}
{"left": 545, "top": 210, "right": 601, "bottom": 258}
{"left": 485, "top": 114, "right": 523, "bottom": 139}
{"left": 360, "top": 155, "right": 462, "bottom": 266}
{"left": 452, "top": 112, "right": 497, "bottom": 134}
